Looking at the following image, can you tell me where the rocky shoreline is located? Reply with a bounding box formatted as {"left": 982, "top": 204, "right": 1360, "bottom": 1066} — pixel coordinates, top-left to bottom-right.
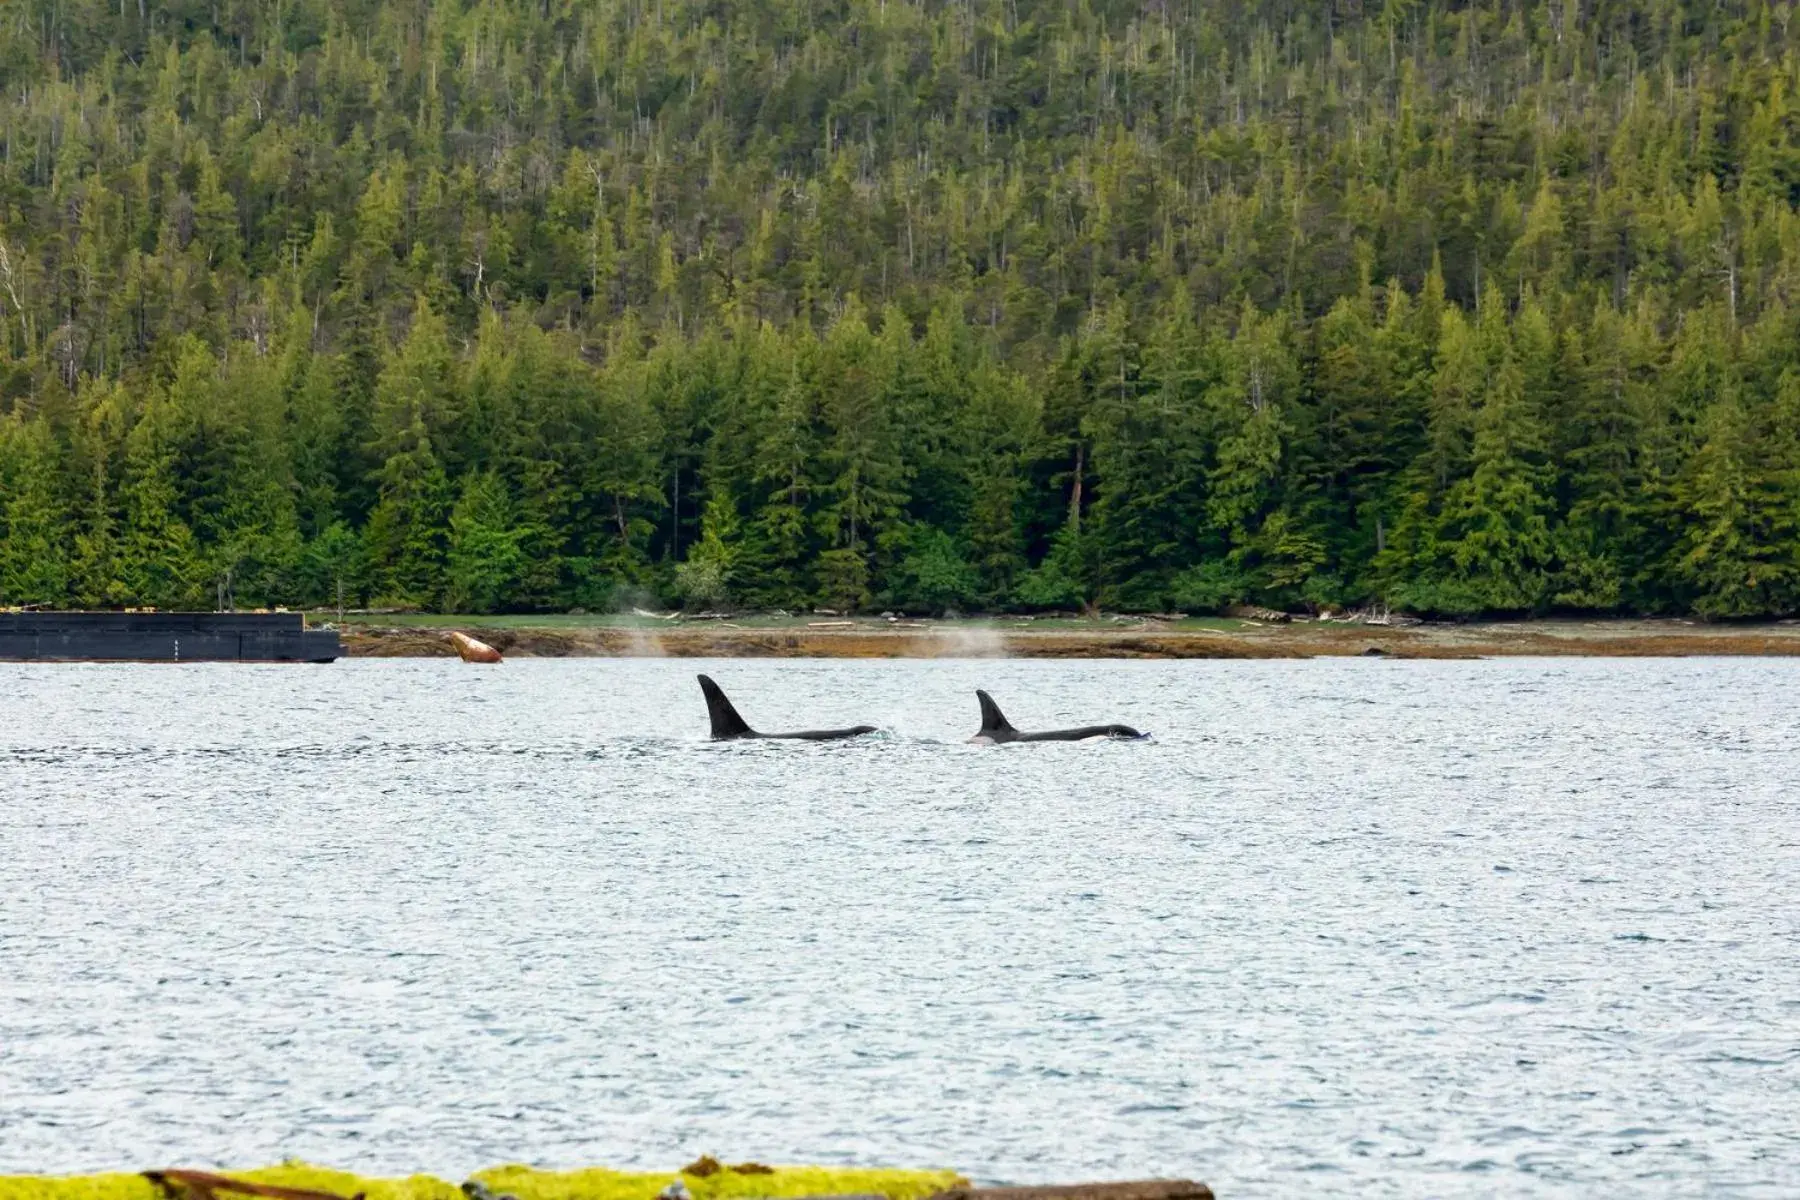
{"left": 336, "top": 616, "right": 1800, "bottom": 660}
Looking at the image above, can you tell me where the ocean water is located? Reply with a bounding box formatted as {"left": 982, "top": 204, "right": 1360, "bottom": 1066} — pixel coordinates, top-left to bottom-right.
{"left": 1, "top": 657, "right": 1796, "bottom": 1197}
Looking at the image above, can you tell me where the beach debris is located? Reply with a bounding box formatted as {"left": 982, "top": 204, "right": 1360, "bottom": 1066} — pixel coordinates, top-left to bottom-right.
{"left": 144, "top": 1169, "right": 366, "bottom": 1200}
{"left": 1224, "top": 604, "right": 1291, "bottom": 623}
{"left": 681, "top": 1156, "right": 724, "bottom": 1178}
{"left": 808, "top": 620, "right": 856, "bottom": 628}
{"left": 1318, "top": 604, "right": 1420, "bottom": 627}
{"left": 657, "top": 1180, "right": 694, "bottom": 1200}
{"left": 449, "top": 631, "right": 503, "bottom": 663}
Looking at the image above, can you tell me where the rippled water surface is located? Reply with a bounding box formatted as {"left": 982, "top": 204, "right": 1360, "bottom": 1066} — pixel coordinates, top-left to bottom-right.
{"left": 2, "top": 657, "right": 1798, "bottom": 1196}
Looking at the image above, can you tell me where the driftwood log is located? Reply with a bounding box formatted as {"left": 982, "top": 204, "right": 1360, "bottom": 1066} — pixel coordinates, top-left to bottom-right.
{"left": 928, "top": 1182, "right": 1214, "bottom": 1200}
{"left": 143, "top": 1171, "right": 1208, "bottom": 1200}
{"left": 1223, "top": 605, "right": 1292, "bottom": 624}
{"left": 144, "top": 1169, "right": 366, "bottom": 1200}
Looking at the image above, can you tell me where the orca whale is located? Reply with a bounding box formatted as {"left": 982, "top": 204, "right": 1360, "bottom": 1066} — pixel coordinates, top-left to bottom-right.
{"left": 697, "top": 674, "right": 878, "bottom": 741}
{"left": 970, "top": 689, "right": 1144, "bottom": 743}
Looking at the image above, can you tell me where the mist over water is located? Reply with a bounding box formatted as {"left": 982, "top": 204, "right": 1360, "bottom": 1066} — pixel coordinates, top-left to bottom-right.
{"left": 1, "top": 658, "right": 1797, "bottom": 1197}
{"left": 926, "top": 624, "right": 1008, "bottom": 657}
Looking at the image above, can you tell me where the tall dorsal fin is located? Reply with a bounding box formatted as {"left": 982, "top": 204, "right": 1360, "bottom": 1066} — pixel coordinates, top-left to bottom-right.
{"left": 975, "top": 689, "right": 1016, "bottom": 735}
{"left": 697, "top": 674, "right": 756, "bottom": 739}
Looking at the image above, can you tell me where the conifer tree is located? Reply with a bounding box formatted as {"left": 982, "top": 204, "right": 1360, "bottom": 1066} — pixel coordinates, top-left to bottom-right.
{"left": 117, "top": 393, "right": 204, "bottom": 610}
{"left": 0, "top": 417, "right": 71, "bottom": 604}
{"left": 446, "top": 471, "right": 526, "bottom": 614}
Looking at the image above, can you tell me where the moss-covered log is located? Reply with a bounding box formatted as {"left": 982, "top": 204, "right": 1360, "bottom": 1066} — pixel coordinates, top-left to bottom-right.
{"left": 0, "top": 1163, "right": 966, "bottom": 1200}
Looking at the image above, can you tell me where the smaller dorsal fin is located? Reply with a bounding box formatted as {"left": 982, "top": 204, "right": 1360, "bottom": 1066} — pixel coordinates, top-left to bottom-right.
{"left": 975, "top": 689, "right": 1016, "bottom": 735}
{"left": 697, "top": 674, "right": 756, "bottom": 739}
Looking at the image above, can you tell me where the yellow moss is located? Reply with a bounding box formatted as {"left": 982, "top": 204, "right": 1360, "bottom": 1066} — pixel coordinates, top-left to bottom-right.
{"left": 0, "top": 1163, "right": 460, "bottom": 1200}
{"left": 0, "top": 1173, "right": 163, "bottom": 1200}
{"left": 224, "top": 1162, "right": 462, "bottom": 1200}
{"left": 469, "top": 1165, "right": 966, "bottom": 1200}
{"left": 0, "top": 1164, "right": 961, "bottom": 1200}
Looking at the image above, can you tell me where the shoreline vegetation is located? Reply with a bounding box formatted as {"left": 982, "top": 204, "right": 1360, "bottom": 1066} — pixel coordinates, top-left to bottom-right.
{"left": 333, "top": 613, "right": 1800, "bottom": 660}
{"left": 0, "top": 1161, "right": 967, "bottom": 1200}
{"left": 7, "top": 6, "right": 1800, "bottom": 626}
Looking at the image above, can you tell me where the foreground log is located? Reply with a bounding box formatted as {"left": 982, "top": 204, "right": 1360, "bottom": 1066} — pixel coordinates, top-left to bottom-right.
{"left": 144, "top": 1169, "right": 365, "bottom": 1200}
{"left": 450, "top": 630, "right": 504, "bottom": 663}
{"left": 928, "top": 1182, "right": 1213, "bottom": 1200}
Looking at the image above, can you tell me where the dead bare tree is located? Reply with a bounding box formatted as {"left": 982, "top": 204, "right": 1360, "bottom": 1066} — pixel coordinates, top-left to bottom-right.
{"left": 0, "top": 238, "right": 31, "bottom": 350}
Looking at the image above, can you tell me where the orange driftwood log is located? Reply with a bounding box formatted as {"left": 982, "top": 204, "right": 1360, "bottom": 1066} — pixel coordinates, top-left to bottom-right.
{"left": 450, "top": 631, "right": 503, "bottom": 663}
{"left": 927, "top": 1183, "right": 1214, "bottom": 1200}
{"left": 143, "top": 1169, "right": 366, "bottom": 1200}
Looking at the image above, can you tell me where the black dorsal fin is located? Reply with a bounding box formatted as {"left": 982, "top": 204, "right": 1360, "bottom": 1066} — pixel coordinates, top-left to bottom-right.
{"left": 697, "top": 674, "right": 756, "bottom": 739}
{"left": 975, "top": 689, "right": 1016, "bottom": 736}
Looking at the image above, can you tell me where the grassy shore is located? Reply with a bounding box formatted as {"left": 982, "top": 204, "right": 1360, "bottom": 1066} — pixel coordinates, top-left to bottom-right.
{"left": 0, "top": 1160, "right": 965, "bottom": 1200}
{"left": 325, "top": 612, "right": 1800, "bottom": 659}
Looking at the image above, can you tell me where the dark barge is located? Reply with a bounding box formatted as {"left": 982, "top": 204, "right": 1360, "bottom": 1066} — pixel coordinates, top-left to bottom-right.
{"left": 0, "top": 611, "right": 340, "bottom": 662}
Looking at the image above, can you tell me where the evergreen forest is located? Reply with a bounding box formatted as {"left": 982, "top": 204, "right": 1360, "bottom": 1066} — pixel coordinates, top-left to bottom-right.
{"left": 4, "top": 0, "right": 1800, "bottom": 616}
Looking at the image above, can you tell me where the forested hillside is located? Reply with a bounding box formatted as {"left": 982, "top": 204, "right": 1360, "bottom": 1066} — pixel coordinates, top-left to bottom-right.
{"left": 2, "top": 0, "right": 1799, "bottom": 615}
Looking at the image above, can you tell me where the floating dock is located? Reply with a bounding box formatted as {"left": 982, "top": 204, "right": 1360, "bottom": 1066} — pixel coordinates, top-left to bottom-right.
{"left": 0, "top": 611, "right": 340, "bottom": 662}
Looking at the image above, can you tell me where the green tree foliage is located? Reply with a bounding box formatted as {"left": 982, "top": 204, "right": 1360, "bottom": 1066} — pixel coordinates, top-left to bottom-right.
{"left": 673, "top": 490, "right": 741, "bottom": 611}
{"left": 0, "top": 416, "right": 70, "bottom": 603}
{"left": 4, "top": 0, "right": 1800, "bottom": 616}
{"left": 116, "top": 389, "right": 204, "bottom": 609}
